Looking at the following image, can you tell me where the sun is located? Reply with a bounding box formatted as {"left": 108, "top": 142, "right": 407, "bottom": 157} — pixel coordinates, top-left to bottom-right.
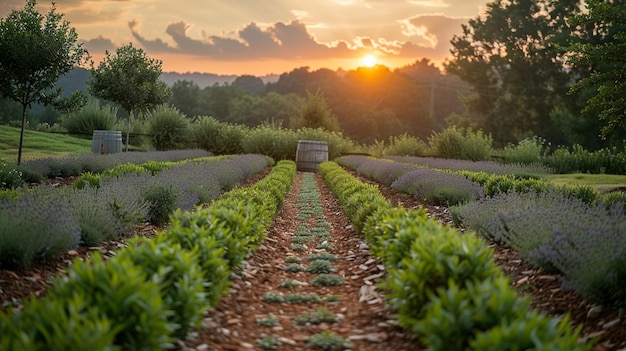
{"left": 361, "top": 54, "right": 377, "bottom": 67}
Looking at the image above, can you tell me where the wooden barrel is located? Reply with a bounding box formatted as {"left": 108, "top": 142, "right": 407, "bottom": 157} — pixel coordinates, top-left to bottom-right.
{"left": 296, "top": 140, "right": 328, "bottom": 172}
{"left": 92, "top": 130, "right": 122, "bottom": 154}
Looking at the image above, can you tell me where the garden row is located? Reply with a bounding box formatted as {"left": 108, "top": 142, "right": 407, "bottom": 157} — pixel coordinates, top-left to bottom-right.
{"left": 319, "top": 161, "right": 591, "bottom": 350}
{"left": 0, "top": 153, "right": 271, "bottom": 269}
{"left": 0, "top": 149, "right": 214, "bottom": 189}
{"left": 0, "top": 160, "right": 296, "bottom": 350}
{"left": 337, "top": 155, "right": 626, "bottom": 309}
{"left": 256, "top": 172, "right": 352, "bottom": 350}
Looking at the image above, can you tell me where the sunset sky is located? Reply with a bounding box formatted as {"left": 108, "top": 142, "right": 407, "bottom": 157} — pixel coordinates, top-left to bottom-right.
{"left": 1, "top": 0, "right": 490, "bottom": 75}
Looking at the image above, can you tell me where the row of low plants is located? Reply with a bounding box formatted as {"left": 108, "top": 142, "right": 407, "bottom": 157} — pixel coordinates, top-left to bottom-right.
{"left": 338, "top": 155, "right": 625, "bottom": 207}
{"left": 451, "top": 189, "right": 626, "bottom": 309}
{"left": 338, "top": 155, "right": 626, "bottom": 309}
{"left": 0, "top": 160, "right": 296, "bottom": 350}
{"left": 385, "top": 155, "right": 553, "bottom": 176}
{"left": 319, "top": 161, "right": 591, "bottom": 350}
{"left": 336, "top": 155, "right": 486, "bottom": 206}
{"left": 0, "top": 149, "right": 213, "bottom": 189}
{"left": 0, "top": 154, "right": 271, "bottom": 269}
{"left": 257, "top": 172, "right": 350, "bottom": 350}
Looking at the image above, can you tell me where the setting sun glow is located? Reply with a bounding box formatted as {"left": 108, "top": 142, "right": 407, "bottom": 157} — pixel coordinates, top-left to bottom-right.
{"left": 361, "top": 54, "right": 377, "bottom": 67}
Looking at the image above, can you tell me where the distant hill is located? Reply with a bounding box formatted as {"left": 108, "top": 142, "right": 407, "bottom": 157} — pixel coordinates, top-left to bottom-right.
{"left": 160, "top": 72, "right": 279, "bottom": 88}
{"left": 55, "top": 68, "right": 279, "bottom": 93}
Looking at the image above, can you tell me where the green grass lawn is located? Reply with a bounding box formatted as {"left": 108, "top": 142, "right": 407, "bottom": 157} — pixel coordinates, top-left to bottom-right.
{"left": 0, "top": 125, "right": 92, "bottom": 163}
{"left": 544, "top": 173, "right": 626, "bottom": 193}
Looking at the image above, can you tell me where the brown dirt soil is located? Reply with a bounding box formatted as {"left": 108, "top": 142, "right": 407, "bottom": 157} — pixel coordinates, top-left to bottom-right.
{"left": 1, "top": 169, "right": 625, "bottom": 351}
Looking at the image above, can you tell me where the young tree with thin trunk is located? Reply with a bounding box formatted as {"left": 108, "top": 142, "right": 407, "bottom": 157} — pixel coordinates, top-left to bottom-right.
{"left": 88, "top": 43, "right": 171, "bottom": 151}
{"left": 0, "top": 0, "right": 90, "bottom": 164}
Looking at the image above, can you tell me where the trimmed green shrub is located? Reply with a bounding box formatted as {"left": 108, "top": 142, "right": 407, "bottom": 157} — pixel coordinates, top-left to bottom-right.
{"left": 119, "top": 240, "right": 206, "bottom": 338}
{"left": 415, "top": 277, "right": 527, "bottom": 349}
{"left": 0, "top": 295, "right": 119, "bottom": 351}
{"left": 160, "top": 214, "right": 231, "bottom": 307}
{"left": 49, "top": 254, "right": 173, "bottom": 350}
{"left": 416, "top": 276, "right": 587, "bottom": 350}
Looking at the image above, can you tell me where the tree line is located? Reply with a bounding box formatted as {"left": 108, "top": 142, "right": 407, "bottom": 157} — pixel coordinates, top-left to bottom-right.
{"left": 1, "top": 0, "right": 625, "bottom": 161}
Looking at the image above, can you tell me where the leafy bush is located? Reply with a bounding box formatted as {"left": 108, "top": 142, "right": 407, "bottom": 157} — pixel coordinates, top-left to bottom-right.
{"left": 142, "top": 183, "right": 181, "bottom": 225}
{"left": 241, "top": 124, "right": 298, "bottom": 160}
{"left": 0, "top": 295, "right": 118, "bottom": 351}
{"left": 501, "top": 136, "right": 547, "bottom": 164}
{"left": 416, "top": 277, "right": 586, "bottom": 350}
{"left": 385, "top": 225, "right": 502, "bottom": 325}
{"left": 0, "top": 194, "right": 81, "bottom": 269}
{"left": 60, "top": 99, "right": 117, "bottom": 139}
{"left": 0, "top": 158, "right": 23, "bottom": 189}
{"left": 147, "top": 106, "right": 190, "bottom": 150}
{"left": 470, "top": 313, "right": 589, "bottom": 351}
{"left": 50, "top": 254, "right": 173, "bottom": 349}
{"left": 462, "top": 128, "right": 493, "bottom": 161}
{"left": 119, "top": 240, "right": 206, "bottom": 338}
{"left": 383, "top": 133, "right": 428, "bottom": 156}
{"left": 428, "top": 127, "right": 493, "bottom": 161}
{"left": 544, "top": 145, "right": 626, "bottom": 175}
{"left": 160, "top": 215, "right": 230, "bottom": 307}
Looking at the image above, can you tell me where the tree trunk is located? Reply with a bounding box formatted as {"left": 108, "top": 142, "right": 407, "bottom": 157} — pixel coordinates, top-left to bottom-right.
{"left": 17, "top": 103, "right": 27, "bottom": 165}
{"left": 126, "top": 110, "right": 132, "bottom": 152}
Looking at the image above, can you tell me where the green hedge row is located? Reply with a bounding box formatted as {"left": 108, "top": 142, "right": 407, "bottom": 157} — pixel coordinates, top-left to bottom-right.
{"left": 319, "top": 161, "right": 591, "bottom": 351}
{"left": 0, "top": 160, "right": 296, "bottom": 350}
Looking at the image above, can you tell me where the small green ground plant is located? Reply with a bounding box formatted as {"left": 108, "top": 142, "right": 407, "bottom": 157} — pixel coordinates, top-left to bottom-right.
{"left": 306, "top": 332, "right": 351, "bottom": 351}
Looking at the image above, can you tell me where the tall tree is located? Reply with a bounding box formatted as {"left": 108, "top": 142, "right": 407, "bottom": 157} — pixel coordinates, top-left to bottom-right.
{"left": 89, "top": 43, "right": 171, "bottom": 151}
{"left": 170, "top": 79, "right": 202, "bottom": 118}
{"left": 446, "top": 0, "right": 582, "bottom": 146}
{"left": 0, "top": 0, "right": 89, "bottom": 164}
{"left": 290, "top": 89, "right": 340, "bottom": 132}
{"left": 566, "top": 0, "right": 626, "bottom": 138}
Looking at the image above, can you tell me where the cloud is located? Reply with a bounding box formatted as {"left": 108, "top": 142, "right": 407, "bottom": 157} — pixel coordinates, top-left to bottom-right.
{"left": 407, "top": 0, "right": 450, "bottom": 8}
{"left": 400, "top": 14, "right": 468, "bottom": 48}
{"left": 130, "top": 19, "right": 367, "bottom": 61}
{"left": 81, "top": 35, "right": 116, "bottom": 53}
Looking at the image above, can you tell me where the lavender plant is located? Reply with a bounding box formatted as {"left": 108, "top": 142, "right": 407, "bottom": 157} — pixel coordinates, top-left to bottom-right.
{"left": 386, "top": 155, "right": 553, "bottom": 175}
{"left": 21, "top": 149, "right": 212, "bottom": 179}
{"left": 0, "top": 194, "right": 81, "bottom": 268}
{"left": 454, "top": 189, "right": 626, "bottom": 307}
{"left": 391, "top": 169, "right": 484, "bottom": 206}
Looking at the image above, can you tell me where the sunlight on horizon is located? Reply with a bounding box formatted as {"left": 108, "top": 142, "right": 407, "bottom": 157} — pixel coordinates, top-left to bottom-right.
{"left": 361, "top": 54, "right": 377, "bottom": 67}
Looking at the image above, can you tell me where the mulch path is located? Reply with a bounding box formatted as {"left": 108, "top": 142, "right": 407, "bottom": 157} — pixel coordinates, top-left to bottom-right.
{"left": 1, "top": 169, "right": 625, "bottom": 350}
